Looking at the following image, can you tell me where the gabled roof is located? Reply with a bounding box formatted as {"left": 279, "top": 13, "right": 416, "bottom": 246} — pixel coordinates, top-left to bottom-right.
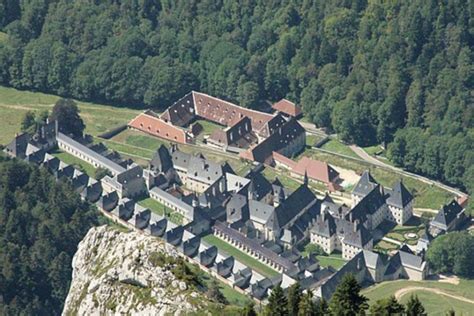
{"left": 362, "top": 250, "right": 384, "bottom": 270}
{"left": 347, "top": 186, "right": 386, "bottom": 223}
{"left": 193, "top": 91, "right": 273, "bottom": 131}
{"left": 343, "top": 221, "right": 372, "bottom": 248}
{"left": 386, "top": 180, "right": 414, "bottom": 208}
{"left": 4, "top": 133, "right": 30, "bottom": 158}
{"left": 352, "top": 171, "right": 378, "bottom": 197}
{"left": 267, "top": 184, "right": 318, "bottom": 230}
{"left": 150, "top": 145, "right": 173, "bottom": 173}
{"left": 242, "top": 119, "right": 305, "bottom": 164}
{"left": 431, "top": 200, "right": 464, "bottom": 230}
{"left": 311, "top": 211, "right": 337, "bottom": 238}
{"left": 292, "top": 157, "right": 339, "bottom": 184}
{"left": 272, "top": 99, "right": 302, "bottom": 117}
{"left": 257, "top": 113, "right": 288, "bottom": 138}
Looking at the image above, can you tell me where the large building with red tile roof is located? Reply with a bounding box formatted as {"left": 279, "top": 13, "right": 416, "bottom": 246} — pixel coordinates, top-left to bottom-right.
{"left": 192, "top": 91, "right": 273, "bottom": 130}
{"left": 272, "top": 99, "right": 302, "bottom": 118}
{"left": 128, "top": 110, "right": 191, "bottom": 144}
{"left": 128, "top": 92, "right": 306, "bottom": 159}
{"left": 272, "top": 154, "right": 340, "bottom": 191}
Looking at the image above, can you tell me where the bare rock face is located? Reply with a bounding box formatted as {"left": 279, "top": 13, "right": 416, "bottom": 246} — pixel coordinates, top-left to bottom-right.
{"left": 62, "top": 226, "right": 206, "bottom": 315}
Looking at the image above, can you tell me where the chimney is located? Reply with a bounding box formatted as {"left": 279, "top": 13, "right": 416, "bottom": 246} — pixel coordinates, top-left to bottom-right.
{"left": 353, "top": 220, "right": 358, "bottom": 232}
{"left": 349, "top": 212, "right": 353, "bottom": 222}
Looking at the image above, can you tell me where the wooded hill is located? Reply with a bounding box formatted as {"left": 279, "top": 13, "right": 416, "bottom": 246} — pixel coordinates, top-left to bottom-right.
{"left": 0, "top": 0, "right": 472, "bottom": 196}
{"left": 0, "top": 157, "right": 98, "bottom": 315}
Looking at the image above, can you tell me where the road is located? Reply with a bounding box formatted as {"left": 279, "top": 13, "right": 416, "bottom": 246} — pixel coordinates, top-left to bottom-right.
{"left": 394, "top": 286, "right": 474, "bottom": 305}
{"left": 349, "top": 144, "right": 466, "bottom": 198}
{"left": 297, "top": 120, "right": 466, "bottom": 199}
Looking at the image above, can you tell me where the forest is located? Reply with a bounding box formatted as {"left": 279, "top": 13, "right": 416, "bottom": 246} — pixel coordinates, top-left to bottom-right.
{"left": 0, "top": 0, "right": 472, "bottom": 196}
{"left": 0, "top": 157, "right": 98, "bottom": 315}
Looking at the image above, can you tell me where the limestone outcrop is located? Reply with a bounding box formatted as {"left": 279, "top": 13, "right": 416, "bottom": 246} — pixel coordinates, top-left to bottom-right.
{"left": 62, "top": 226, "right": 208, "bottom": 315}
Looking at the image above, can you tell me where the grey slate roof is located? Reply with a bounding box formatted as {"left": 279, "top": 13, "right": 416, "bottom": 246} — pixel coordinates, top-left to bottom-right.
{"left": 386, "top": 180, "right": 413, "bottom": 208}
{"left": 267, "top": 184, "right": 318, "bottom": 230}
{"left": 362, "top": 250, "right": 384, "bottom": 270}
{"left": 347, "top": 186, "right": 386, "bottom": 224}
{"left": 57, "top": 133, "right": 125, "bottom": 175}
{"left": 431, "top": 200, "right": 464, "bottom": 230}
{"left": 150, "top": 145, "right": 174, "bottom": 173}
{"left": 4, "top": 133, "right": 30, "bottom": 158}
{"left": 343, "top": 221, "right": 372, "bottom": 248}
{"left": 311, "top": 211, "right": 337, "bottom": 238}
{"left": 249, "top": 200, "right": 274, "bottom": 224}
{"left": 352, "top": 171, "right": 378, "bottom": 197}
{"left": 319, "top": 252, "right": 367, "bottom": 300}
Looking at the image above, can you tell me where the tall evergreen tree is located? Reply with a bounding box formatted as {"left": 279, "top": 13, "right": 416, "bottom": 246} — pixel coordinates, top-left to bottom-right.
{"left": 405, "top": 295, "right": 426, "bottom": 316}
{"left": 287, "top": 282, "right": 302, "bottom": 316}
{"left": 264, "top": 285, "right": 288, "bottom": 316}
{"left": 369, "top": 296, "right": 405, "bottom": 315}
{"left": 329, "top": 274, "right": 368, "bottom": 316}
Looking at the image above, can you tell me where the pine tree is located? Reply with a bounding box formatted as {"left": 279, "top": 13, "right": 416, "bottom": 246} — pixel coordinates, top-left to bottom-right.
{"left": 206, "top": 279, "right": 227, "bottom": 304}
{"left": 288, "top": 282, "right": 302, "bottom": 316}
{"left": 315, "top": 298, "right": 329, "bottom": 315}
{"left": 265, "top": 285, "right": 288, "bottom": 316}
{"left": 329, "top": 274, "right": 368, "bottom": 315}
{"left": 405, "top": 295, "right": 426, "bottom": 316}
{"left": 298, "top": 291, "right": 316, "bottom": 316}
{"left": 369, "top": 296, "right": 404, "bottom": 315}
{"left": 241, "top": 301, "right": 257, "bottom": 316}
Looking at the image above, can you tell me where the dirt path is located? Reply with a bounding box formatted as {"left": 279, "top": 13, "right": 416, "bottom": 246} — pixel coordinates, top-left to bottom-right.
{"left": 395, "top": 287, "right": 474, "bottom": 304}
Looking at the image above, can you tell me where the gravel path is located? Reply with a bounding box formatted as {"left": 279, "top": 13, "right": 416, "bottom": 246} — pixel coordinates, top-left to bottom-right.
{"left": 394, "top": 287, "right": 474, "bottom": 304}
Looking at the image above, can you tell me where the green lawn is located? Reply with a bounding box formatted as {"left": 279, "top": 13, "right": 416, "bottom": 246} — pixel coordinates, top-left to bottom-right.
{"left": 195, "top": 119, "right": 223, "bottom": 139}
{"left": 320, "top": 139, "right": 359, "bottom": 158}
{"left": 52, "top": 150, "right": 97, "bottom": 177}
{"left": 362, "top": 144, "right": 384, "bottom": 156}
{"left": 138, "top": 197, "right": 184, "bottom": 225}
{"left": 189, "top": 264, "right": 252, "bottom": 307}
{"left": 316, "top": 253, "right": 347, "bottom": 270}
{"left": 0, "top": 86, "right": 140, "bottom": 145}
{"left": 363, "top": 279, "right": 474, "bottom": 316}
{"left": 374, "top": 240, "right": 400, "bottom": 253}
{"left": 202, "top": 234, "right": 280, "bottom": 279}
{"left": 303, "top": 149, "right": 453, "bottom": 210}
{"left": 306, "top": 134, "right": 325, "bottom": 147}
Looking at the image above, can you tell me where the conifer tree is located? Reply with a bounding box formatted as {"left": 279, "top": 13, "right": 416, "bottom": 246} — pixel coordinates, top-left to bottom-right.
{"left": 287, "top": 282, "right": 302, "bottom": 316}
{"left": 329, "top": 274, "right": 368, "bottom": 315}
{"left": 264, "top": 285, "right": 288, "bottom": 316}
{"left": 405, "top": 295, "right": 426, "bottom": 316}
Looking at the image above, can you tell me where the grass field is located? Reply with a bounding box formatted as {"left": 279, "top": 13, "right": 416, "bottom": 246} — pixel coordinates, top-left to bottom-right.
{"left": 306, "top": 134, "right": 325, "bottom": 147}
{"left": 138, "top": 197, "right": 184, "bottom": 225}
{"left": 316, "top": 253, "right": 347, "bottom": 270}
{"left": 186, "top": 263, "right": 251, "bottom": 308}
{"left": 363, "top": 279, "right": 474, "bottom": 315}
{"left": 320, "top": 139, "right": 359, "bottom": 158}
{"left": 202, "top": 234, "right": 280, "bottom": 279}
{"left": 0, "top": 86, "right": 140, "bottom": 145}
{"left": 303, "top": 149, "right": 453, "bottom": 210}
{"left": 195, "top": 119, "right": 223, "bottom": 139}
{"left": 52, "top": 150, "right": 96, "bottom": 177}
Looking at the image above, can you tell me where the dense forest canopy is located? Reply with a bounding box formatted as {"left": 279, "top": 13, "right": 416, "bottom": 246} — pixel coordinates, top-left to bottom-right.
{"left": 0, "top": 157, "right": 98, "bottom": 315}
{"left": 0, "top": 0, "right": 472, "bottom": 194}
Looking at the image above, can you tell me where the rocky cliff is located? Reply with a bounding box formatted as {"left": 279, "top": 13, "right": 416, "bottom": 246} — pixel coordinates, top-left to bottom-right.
{"left": 62, "top": 226, "right": 212, "bottom": 315}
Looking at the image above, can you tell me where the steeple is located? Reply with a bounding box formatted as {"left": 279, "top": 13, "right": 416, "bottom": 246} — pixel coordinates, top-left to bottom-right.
{"left": 303, "top": 169, "right": 309, "bottom": 186}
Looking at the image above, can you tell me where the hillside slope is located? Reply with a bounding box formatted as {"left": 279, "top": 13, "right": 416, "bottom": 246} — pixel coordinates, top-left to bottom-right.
{"left": 63, "top": 226, "right": 215, "bottom": 315}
